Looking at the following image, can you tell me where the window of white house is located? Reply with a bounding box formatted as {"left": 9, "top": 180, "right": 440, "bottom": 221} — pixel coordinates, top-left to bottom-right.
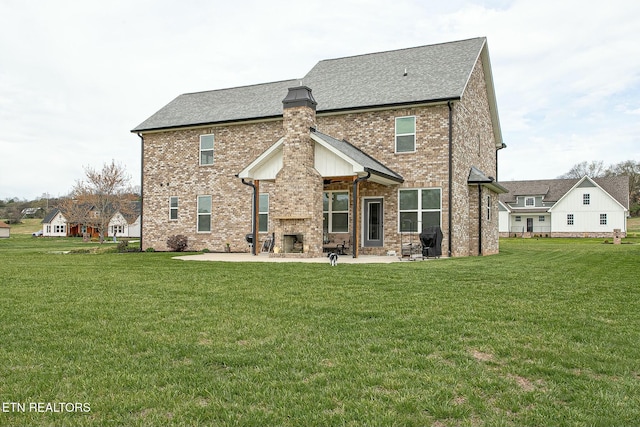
{"left": 111, "top": 225, "right": 125, "bottom": 234}
{"left": 197, "top": 195, "right": 212, "bottom": 232}
{"left": 323, "top": 191, "right": 349, "bottom": 232}
{"left": 169, "top": 196, "right": 178, "bottom": 220}
{"left": 600, "top": 213, "right": 607, "bottom": 225}
{"left": 200, "top": 134, "right": 214, "bottom": 165}
{"left": 46, "top": 225, "right": 51, "bottom": 233}
{"left": 258, "top": 194, "right": 269, "bottom": 232}
{"left": 54, "top": 225, "right": 65, "bottom": 233}
{"left": 399, "top": 188, "right": 441, "bottom": 232}
{"left": 539, "top": 216, "right": 545, "bottom": 222}
{"left": 515, "top": 216, "right": 521, "bottom": 222}
{"left": 395, "top": 116, "right": 416, "bottom": 153}
{"left": 583, "top": 193, "right": 590, "bottom": 205}
{"left": 525, "top": 197, "right": 534, "bottom": 206}
{"left": 567, "top": 214, "right": 574, "bottom": 225}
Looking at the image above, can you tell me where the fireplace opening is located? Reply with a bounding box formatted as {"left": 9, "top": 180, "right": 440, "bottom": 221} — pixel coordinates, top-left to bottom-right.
{"left": 283, "top": 234, "right": 304, "bottom": 253}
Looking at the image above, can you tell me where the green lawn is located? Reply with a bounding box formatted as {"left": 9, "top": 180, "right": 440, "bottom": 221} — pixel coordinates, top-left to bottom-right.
{"left": 0, "top": 234, "right": 638, "bottom": 426}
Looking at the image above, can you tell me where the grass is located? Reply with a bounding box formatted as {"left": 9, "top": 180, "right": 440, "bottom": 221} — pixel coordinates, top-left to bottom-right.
{"left": 0, "top": 232, "right": 639, "bottom": 426}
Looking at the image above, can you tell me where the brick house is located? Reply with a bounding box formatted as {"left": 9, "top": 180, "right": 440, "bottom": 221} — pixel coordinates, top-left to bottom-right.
{"left": 132, "top": 37, "right": 507, "bottom": 257}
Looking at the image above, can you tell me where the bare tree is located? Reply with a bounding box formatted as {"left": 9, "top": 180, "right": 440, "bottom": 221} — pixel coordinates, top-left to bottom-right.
{"left": 606, "top": 160, "right": 640, "bottom": 216}
{"left": 70, "top": 160, "right": 136, "bottom": 243}
{"left": 558, "top": 161, "right": 606, "bottom": 179}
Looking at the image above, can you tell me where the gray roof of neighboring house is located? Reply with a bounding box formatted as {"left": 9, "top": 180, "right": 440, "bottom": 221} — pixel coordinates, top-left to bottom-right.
{"left": 311, "top": 129, "right": 403, "bottom": 183}
{"left": 42, "top": 208, "right": 62, "bottom": 224}
{"left": 498, "top": 176, "right": 630, "bottom": 208}
{"left": 132, "top": 37, "right": 491, "bottom": 132}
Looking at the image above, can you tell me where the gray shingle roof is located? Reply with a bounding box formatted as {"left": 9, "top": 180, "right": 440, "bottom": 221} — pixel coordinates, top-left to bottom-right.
{"left": 132, "top": 38, "right": 488, "bottom": 132}
{"left": 310, "top": 129, "right": 403, "bottom": 183}
{"left": 498, "top": 176, "right": 630, "bottom": 208}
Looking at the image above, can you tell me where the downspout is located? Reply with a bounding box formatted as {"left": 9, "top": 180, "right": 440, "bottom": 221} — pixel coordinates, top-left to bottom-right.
{"left": 352, "top": 170, "right": 371, "bottom": 258}
{"left": 447, "top": 101, "right": 453, "bottom": 257}
{"left": 240, "top": 177, "right": 258, "bottom": 255}
{"left": 478, "top": 184, "right": 483, "bottom": 256}
{"left": 137, "top": 133, "right": 144, "bottom": 252}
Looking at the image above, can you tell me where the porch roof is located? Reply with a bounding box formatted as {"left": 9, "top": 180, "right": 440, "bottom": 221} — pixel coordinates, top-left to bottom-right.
{"left": 468, "top": 166, "right": 508, "bottom": 193}
{"left": 237, "top": 128, "right": 404, "bottom": 186}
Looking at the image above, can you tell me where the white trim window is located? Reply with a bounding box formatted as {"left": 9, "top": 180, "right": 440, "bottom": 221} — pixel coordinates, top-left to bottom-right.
{"left": 200, "top": 134, "right": 214, "bottom": 165}
{"left": 54, "top": 225, "right": 66, "bottom": 234}
{"left": 583, "top": 193, "right": 590, "bottom": 205}
{"left": 258, "top": 194, "right": 269, "bottom": 233}
{"left": 169, "top": 196, "right": 178, "bottom": 220}
{"left": 111, "top": 225, "right": 125, "bottom": 235}
{"left": 567, "top": 214, "right": 574, "bottom": 226}
{"left": 525, "top": 197, "right": 534, "bottom": 207}
{"left": 600, "top": 213, "right": 607, "bottom": 225}
{"left": 399, "top": 188, "right": 441, "bottom": 232}
{"left": 323, "top": 191, "right": 349, "bottom": 233}
{"left": 395, "top": 116, "right": 416, "bottom": 153}
{"left": 197, "top": 195, "right": 212, "bottom": 232}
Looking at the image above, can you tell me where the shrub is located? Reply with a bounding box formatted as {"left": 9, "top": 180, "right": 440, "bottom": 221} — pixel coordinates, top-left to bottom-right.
{"left": 145, "top": 247, "right": 155, "bottom": 252}
{"left": 117, "top": 240, "right": 129, "bottom": 253}
{"left": 166, "top": 235, "right": 188, "bottom": 252}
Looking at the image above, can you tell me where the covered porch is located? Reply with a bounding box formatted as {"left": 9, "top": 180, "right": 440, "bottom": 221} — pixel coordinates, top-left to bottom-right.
{"left": 237, "top": 128, "right": 403, "bottom": 258}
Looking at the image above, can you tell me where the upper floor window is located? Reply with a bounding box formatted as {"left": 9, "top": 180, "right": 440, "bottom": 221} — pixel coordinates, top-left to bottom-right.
{"left": 525, "top": 197, "right": 534, "bottom": 206}
{"left": 200, "top": 134, "right": 214, "bottom": 165}
{"left": 600, "top": 213, "right": 607, "bottom": 225}
{"left": 197, "top": 195, "right": 212, "bottom": 232}
{"left": 258, "top": 194, "right": 269, "bottom": 232}
{"left": 399, "top": 188, "right": 441, "bottom": 232}
{"left": 567, "top": 214, "right": 574, "bottom": 225}
{"left": 583, "top": 193, "right": 590, "bottom": 205}
{"left": 169, "top": 196, "right": 179, "bottom": 220}
{"left": 323, "top": 191, "right": 349, "bottom": 233}
{"left": 395, "top": 116, "right": 416, "bottom": 153}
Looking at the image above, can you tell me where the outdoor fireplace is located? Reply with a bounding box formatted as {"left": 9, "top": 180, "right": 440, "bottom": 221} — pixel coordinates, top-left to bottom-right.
{"left": 283, "top": 234, "right": 304, "bottom": 253}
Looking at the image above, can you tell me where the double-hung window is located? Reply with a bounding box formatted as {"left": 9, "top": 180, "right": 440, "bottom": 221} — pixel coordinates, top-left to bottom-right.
{"left": 600, "top": 213, "right": 607, "bottom": 225}
{"left": 399, "top": 188, "right": 441, "bottom": 232}
{"left": 169, "top": 196, "right": 178, "bottom": 220}
{"left": 323, "top": 191, "right": 349, "bottom": 232}
{"left": 395, "top": 116, "right": 416, "bottom": 153}
{"left": 583, "top": 194, "right": 590, "bottom": 205}
{"left": 200, "top": 134, "right": 214, "bottom": 165}
{"left": 525, "top": 197, "right": 534, "bottom": 207}
{"left": 197, "top": 195, "right": 212, "bottom": 232}
{"left": 258, "top": 194, "right": 269, "bottom": 232}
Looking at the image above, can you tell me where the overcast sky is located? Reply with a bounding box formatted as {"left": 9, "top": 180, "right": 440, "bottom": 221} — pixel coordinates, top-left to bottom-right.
{"left": 1, "top": 0, "right": 639, "bottom": 200}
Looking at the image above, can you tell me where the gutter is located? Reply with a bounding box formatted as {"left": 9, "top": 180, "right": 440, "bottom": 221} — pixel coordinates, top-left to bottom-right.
{"left": 352, "top": 171, "right": 371, "bottom": 258}
{"left": 239, "top": 177, "right": 258, "bottom": 255}
{"left": 137, "top": 133, "right": 144, "bottom": 252}
{"left": 447, "top": 101, "right": 453, "bottom": 257}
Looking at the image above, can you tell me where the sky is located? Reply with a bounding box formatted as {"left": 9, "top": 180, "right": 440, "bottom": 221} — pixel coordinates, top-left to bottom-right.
{"left": 1, "top": 0, "right": 639, "bottom": 201}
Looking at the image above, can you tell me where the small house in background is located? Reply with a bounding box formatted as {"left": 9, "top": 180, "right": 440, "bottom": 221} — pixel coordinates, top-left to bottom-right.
{"left": 0, "top": 221, "right": 10, "bottom": 238}
{"left": 108, "top": 201, "right": 141, "bottom": 238}
{"left": 41, "top": 208, "right": 68, "bottom": 237}
{"left": 498, "top": 176, "right": 629, "bottom": 237}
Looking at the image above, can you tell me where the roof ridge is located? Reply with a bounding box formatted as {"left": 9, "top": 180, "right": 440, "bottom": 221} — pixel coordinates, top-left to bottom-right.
{"left": 312, "top": 37, "right": 486, "bottom": 65}
{"left": 180, "top": 78, "right": 301, "bottom": 97}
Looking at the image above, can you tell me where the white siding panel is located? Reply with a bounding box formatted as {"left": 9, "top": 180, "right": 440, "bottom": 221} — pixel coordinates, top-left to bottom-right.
{"left": 551, "top": 186, "right": 627, "bottom": 233}
{"left": 314, "top": 144, "right": 355, "bottom": 177}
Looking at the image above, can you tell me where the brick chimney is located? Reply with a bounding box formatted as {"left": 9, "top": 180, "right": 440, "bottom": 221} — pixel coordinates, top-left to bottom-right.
{"left": 271, "top": 86, "right": 323, "bottom": 257}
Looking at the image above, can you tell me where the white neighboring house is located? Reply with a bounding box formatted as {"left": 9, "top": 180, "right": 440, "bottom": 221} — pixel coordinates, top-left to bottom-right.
{"left": 41, "top": 208, "right": 68, "bottom": 237}
{"left": 108, "top": 209, "right": 141, "bottom": 238}
{"left": 498, "top": 176, "right": 629, "bottom": 237}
